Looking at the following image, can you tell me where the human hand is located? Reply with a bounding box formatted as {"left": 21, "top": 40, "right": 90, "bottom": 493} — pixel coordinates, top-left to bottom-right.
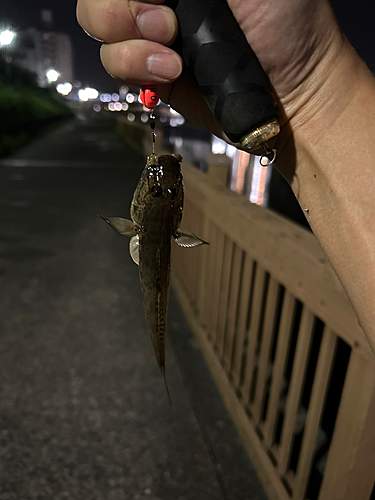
{"left": 76, "top": 0, "right": 346, "bottom": 150}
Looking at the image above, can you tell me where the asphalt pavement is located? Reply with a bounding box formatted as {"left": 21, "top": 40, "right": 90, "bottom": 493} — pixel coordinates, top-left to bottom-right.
{"left": 0, "top": 114, "right": 267, "bottom": 500}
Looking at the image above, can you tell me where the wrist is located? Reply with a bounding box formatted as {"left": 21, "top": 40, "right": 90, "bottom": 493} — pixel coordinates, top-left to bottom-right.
{"left": 274, "top": 40, "right": 375, "bottom": 344}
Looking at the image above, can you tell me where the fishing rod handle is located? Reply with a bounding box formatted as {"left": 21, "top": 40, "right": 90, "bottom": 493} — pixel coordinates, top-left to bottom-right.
{"left": 166, "top": 0, "right": 280, "bottom": 152}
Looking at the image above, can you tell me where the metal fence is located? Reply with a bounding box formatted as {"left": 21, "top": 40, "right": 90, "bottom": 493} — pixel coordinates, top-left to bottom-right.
{"left": 171, "top": 159, "right": 375, "bottom": 500}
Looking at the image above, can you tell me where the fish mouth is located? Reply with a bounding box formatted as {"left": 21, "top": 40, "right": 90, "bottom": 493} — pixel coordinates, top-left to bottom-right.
{"left": 146, "top": 153, "right": 183, "bottom": 166}
{"left": 147, "top": 153, "right": 159, "bottom": 166}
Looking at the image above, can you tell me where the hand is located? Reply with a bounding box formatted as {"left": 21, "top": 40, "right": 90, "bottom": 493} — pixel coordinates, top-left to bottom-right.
{"left": 76, "top": 0, "right": 346, "bottom": 144}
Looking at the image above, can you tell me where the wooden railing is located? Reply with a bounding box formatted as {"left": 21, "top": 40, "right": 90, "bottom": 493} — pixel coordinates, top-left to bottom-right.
{"left": 171, "top": 159, "right": 375, "bottom": 500}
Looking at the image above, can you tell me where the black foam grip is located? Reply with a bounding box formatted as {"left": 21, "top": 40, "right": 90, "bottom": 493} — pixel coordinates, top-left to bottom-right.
{"left": 166, "top": 0, "right": 278, "bottom": 143}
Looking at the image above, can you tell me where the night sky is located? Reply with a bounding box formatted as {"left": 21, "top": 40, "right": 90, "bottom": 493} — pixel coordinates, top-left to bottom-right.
{"left": 1, "top": 0, "right": 115, "bottom": 91}
{"left": 1, "top": 0, "right": 374, "bottom": 92}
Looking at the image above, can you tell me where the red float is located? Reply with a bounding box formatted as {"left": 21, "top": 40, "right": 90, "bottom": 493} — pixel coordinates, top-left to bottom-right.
{"left": 140, "top": 86, "right": 159, "bottom": 109}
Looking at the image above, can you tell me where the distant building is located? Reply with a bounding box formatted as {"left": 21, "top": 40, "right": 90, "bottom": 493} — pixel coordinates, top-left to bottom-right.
{"left": 16, "top": 10, "right": 74, "bottom": 87}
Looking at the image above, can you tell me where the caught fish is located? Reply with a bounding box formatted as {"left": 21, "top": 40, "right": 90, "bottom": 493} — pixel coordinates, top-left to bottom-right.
{"left": 101, "top": 154, "right": 207, "bottom": 403}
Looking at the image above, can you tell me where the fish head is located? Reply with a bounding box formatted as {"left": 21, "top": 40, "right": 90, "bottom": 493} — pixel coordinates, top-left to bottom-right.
{"left": 145, "top": 153, "right": 183, "bottom": 202}
{"left": 131, "top": 154, "right": 184, "bottom": 227}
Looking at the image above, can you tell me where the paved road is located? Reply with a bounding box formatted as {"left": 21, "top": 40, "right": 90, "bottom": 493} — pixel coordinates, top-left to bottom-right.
{"left": 0, "top": 114, "right": 266, "bottom": 500}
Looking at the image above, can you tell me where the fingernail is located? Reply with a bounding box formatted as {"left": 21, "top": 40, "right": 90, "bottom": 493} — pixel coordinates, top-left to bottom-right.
{"left": 147, "top": 53, "right": 182, "bottom": 80}
{"left": 136, "top": 7, "right": 175, "bottom": 44}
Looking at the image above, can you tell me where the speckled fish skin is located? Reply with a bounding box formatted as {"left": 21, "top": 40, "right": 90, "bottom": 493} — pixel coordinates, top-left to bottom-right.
{"left": 131, "top": 154, "right": 183, "bottom": 396}
{"left": 100, "top": 153, "right": 207, "bottom": 401}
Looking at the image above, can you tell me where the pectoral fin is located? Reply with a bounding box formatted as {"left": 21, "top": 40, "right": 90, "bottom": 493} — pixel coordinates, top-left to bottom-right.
{"left": 99, "top": 216, "right": 137, "bottom": 237}
{"left": 129, "top": 235, "right": 140, "bottom": 265}
{"left": 174, "top": 228, "right": 208, "bottom": 248}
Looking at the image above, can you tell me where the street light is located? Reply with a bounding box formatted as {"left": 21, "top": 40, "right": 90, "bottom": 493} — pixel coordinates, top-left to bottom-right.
{"left": 78, "top": 87, "right": 99, "bottom": 101}
{"left": 78, "top": 88, "right": 89, "bottom": 102}
{"left": 1, "top": 29, "right": 16, "bottom": 81}
{"left": 84, "top": 87, "right": 99, "bottom": 100}
{"left": 56, "top": 82, "right": 73, "bottom": 96}
{"left": 0, "top": 30, "right": 15, "bottom": 47}
{"left": 46, "top": 69, "right": 59, "bottom": 83}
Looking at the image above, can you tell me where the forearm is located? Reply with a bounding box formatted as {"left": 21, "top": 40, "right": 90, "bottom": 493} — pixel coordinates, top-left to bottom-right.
{"left": 277, "top": 39, "right": 375, "bottom": 352}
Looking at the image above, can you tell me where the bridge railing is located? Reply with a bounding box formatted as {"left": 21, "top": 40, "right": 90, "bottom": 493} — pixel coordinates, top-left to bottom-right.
{"left": 171, "top": 159, "right": 375, "bottom": 500}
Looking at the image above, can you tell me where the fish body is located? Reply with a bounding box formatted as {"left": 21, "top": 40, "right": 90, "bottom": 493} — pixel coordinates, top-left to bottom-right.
{"left": 132, "top": 154, "right": 183, "bottom": 391}
{"left": 101, "top": 154, "right": 206, "bottom": 402}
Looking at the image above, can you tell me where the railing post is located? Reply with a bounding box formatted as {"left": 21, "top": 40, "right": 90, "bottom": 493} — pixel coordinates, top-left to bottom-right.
{"left": 318, "top": 350, "right": 375, "bottom": 500}
{"left": 206, "top": 153, "right": 230, "bottom": 188}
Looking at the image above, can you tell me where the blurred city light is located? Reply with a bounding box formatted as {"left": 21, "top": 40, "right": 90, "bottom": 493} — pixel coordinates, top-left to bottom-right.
{"left": 174, "top": 137, "right": 183, "bottom": 148}
{"left": 100, "top": 93, "right": 111, "bottom": 102}
{"left": 56, "top": 82, "right": 72, "bottom": 96}
{"left": 226, "top": 144, "right": 237, "bottom": 158}
{"left": 46, "top": 69, "right": 59, "bottom": 83}
{"left": 125, "top": 93, "right": 135, "bottom": 104}
{"left": 111, "top": 93, "right": 119, "bottom": 101}
{"left": 250, "top": 156, "right": 269, "bottom": 205}
{"left": 232, "top": 150, "right": 249, "bottom": 194}
{"left": 0, "top": 29, "right": 15, "bottom": 47}
{"left": 78, "top": 87, "right": 99, "bottom": 101}
{"left": 85, "top": 87, "right": 99, "bottom": 99}
{"left": 93, "top": 104, "right": 101, "bottom": 112}
{"left": 122, "top": 103, "right": 129, "bottom": 111}
{"left": 211, "top": 136, "right": 227, "bottom": 155}
{"left": 170, "top": 116, "right": 185, "bottom": 127}
{"left": 78, "top": 89, "right": 88, "bottom": 101}
{"left": 119, "top": 85, "right": 129, "bottom": 95}
{"left": 127, "top": 113, "right": 135, "bottom": 122}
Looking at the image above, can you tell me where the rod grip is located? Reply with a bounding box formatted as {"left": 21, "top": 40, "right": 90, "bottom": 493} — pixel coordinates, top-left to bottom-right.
{"left": 166, "top": 0, "right": 279, "bottom": 145}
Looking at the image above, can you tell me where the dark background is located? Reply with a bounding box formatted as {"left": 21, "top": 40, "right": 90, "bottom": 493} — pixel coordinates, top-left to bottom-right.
{"left": 1, "top": 0, "right": 374, "bottom": 92}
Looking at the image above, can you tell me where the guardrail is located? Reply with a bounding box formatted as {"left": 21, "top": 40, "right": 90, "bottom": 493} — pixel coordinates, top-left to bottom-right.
{"left": 171, "top": 158, "right": 375, "bottom": 500}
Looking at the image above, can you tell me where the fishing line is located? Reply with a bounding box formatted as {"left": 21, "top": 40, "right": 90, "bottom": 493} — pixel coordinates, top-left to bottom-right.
{"left": 140, "top": 86, "right": 159, "bottom": 154}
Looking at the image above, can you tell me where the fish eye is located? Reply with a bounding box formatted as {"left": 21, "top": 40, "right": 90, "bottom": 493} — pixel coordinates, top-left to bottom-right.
{"left": 168, "top": 188, "right": 177, "bottom": 200}
{"left": 151, "top": 184, "right": 163, "bottom": 197}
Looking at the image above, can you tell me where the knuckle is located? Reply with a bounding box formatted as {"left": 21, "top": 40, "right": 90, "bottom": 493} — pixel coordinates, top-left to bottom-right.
{"left": 77, "top": 0, "right": 128, "bottom": 42}
{"left": 117, "top": 43, "right": 133, "bottom": 70}
{"left": 101, "top": 42, "right": 131, "bottom": 79}
{"left": 101, "top": 40, "right": 152, "bottom": 84}
{"left": 98, "top": 1, "right": 127, "bottom": 41}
